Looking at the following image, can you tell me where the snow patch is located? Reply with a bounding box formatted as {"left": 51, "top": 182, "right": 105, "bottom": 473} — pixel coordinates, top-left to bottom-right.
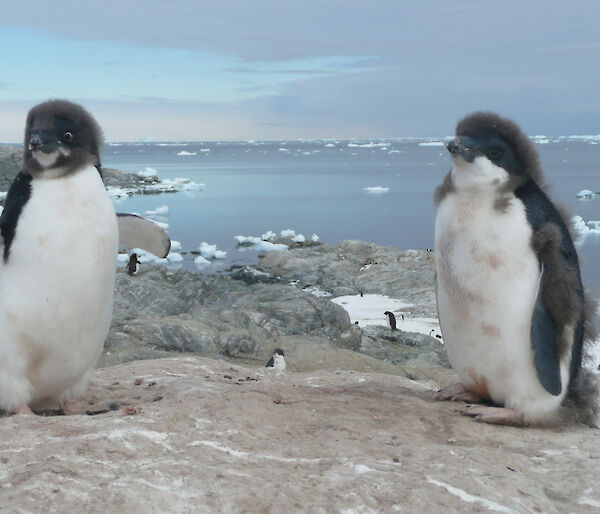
{"left": 331, "top": 294, "right": 440, "bottom": 337}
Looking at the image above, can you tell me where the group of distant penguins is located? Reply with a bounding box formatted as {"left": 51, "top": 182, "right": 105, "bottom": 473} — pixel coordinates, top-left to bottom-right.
{"left": 0, "top": 99, "right": 596, "bottom": 427}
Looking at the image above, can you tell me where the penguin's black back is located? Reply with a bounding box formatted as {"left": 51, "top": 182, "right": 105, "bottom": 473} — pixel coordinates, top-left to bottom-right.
{"left": 0, "top": 171, "right": 32, "bottom": 262}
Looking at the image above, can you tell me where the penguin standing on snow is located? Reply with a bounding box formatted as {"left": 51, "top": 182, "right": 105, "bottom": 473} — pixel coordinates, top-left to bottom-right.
{"left": 266, "top": 348, "right": 286, "bottom": 371}
{"left": 0, "top": 100, "right": 170, "bottom": 415}
{"left": 383, "top": 311, "right": 397, "bottom": 331}
{"left": 433, "top": 111, "right": 591, "bottom": 426}
{"left": 126, "top": 252, "right": 142, "bottom": 275}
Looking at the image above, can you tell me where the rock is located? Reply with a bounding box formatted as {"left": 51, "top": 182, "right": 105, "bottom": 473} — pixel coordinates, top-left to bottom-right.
{"left": 0, "top": 143, "right": 22, "bottom": 191}
{"left": 105, "top": 267, "right": 364, "bottom": 366}
{"left": 259, "top": 240, "right": 437, "bottom": 317}
{"left": 359, "top": 325, "right": 450, "bottom": 368}
{"left": 1, "top": 356, "right": 598, "bottom": 512}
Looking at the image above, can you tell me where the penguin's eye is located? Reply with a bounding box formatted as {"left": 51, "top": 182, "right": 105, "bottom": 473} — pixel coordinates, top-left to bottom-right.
{"left": 62, "top": 132, "right": 73, "bottom": 143}
{"left": 486, "top": 147, "right": 503, "bottom": 161}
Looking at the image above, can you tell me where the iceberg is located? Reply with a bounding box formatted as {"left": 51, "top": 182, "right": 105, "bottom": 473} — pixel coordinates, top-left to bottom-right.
{"left": 363, "top": 186, "right": 390, "bottom": 194}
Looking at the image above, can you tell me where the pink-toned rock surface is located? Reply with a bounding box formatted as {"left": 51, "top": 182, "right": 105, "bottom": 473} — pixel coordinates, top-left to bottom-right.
{"left": 1, "top": 356, "right": 599, "bottom": 512}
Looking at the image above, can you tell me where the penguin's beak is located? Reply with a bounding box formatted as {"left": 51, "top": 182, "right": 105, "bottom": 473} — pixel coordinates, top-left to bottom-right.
{"left": 447, "top": 136, "right": 475, "bottom": 163}
{"left": 28, "top": 131, "right": 58, "bottom": 152}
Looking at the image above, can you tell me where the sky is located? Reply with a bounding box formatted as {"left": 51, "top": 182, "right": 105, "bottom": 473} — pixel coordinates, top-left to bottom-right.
{"left": 1, "top": 0, "right": 599, "bottom": 141}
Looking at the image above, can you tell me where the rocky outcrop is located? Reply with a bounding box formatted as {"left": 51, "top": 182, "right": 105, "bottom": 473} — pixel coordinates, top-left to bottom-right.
{"left": 1, "top": 356, "right": 599, "bottom": 512}
{"left": 258, "top": 240, "right": 437, "bottom": 317}
{"left": 0, "top": 143, "right": 21, "bottom": 190}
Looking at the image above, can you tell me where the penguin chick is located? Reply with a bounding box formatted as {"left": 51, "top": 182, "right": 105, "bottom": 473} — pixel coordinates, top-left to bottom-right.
{"left": 383, "top": 311, "right": 397, "bottom": 331}
{"left": 126, "top": 252, "right": 142, "bottom": 275}
{"left": 433, "top": 111, "right": 590, "bottom": 426}
{"left": 266, "top": 348, "right": 286, "bottom": 371}
{"left": 0, "top": 100, "right": 170, "bottom": 415}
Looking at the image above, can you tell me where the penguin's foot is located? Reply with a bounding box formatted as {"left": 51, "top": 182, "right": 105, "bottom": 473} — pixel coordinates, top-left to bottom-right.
{"left": 61, "top": 399, "right": 87, "bottom": 415}
{"left": 433, "top": 382, "right": 485, "bottom": 403}
{"left": 459, "top": 405, "right": 528, "bottom": 427}
{"left": 14, "top": 404, "right": 34, "bottom": 415}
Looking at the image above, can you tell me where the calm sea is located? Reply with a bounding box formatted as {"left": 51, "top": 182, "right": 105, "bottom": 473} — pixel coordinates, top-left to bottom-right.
{"left": 102, "top": 138, "right": 600, "bottom": 295}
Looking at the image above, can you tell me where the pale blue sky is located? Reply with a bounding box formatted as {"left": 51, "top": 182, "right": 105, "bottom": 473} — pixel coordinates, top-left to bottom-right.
{"left": 1, "top": 1, "right": 599, "bottom": 141}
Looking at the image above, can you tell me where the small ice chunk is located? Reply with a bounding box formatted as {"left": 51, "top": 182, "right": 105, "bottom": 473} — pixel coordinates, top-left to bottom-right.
{"left": 169, "top": 240, "right": 182, "bottom": 252}
{"left": 116, "top": 253, "right": 129, "bottom": 263}
{"left": 150, "top": 219, "right": 169, "bottom": 231}
{"left": 576, "top": 189, "right": 596, "bottom": 199}
{"left": 177, "top": 151, "right": 196, "bottom": 156}
{"left": 311, "top": 233, "right": 319, "bottom": 242}
{"left": 234, "top": 235, "right": 262, "bottom": 245}
{"left": 572, "top": 216, "right": 600, "bottom": 239}
{"left": 145, "top": 205, "right": 170, "bottom": 216}
{"left": 138, "top": 167, "right": 158, "bottom": 181}
{"left": 166, "top": 252, "right": 183, "bottom": 262}
{"left": 418, "top": 141, "right": 445, "bottom": 146}
{"left": 198, "top": 242, "right": 227, "bottom": 259}
{"left": 292, "top": 234, "right": 305, "bottom": 243}
{"left": 363, "top": 186, "right": 390, "bottom": 194}
{"left": 261, "top": 230, "right": 276, "bottom": 241}
{"left": 194, "top": 255, "right": 211, "bottom": 266}
{"left": 280, "top": 229, "right": 296, "bottom": 238}
{"left": 278, "top": 148, "right": 289, "bottom": 152}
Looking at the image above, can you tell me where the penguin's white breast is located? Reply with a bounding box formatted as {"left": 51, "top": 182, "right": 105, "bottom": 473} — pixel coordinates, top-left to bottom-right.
{"left": 435, "top": 189, "right": 542, "bottom": 406}
{"left": 2, "top": 164, "right": 118, "bottom": 396}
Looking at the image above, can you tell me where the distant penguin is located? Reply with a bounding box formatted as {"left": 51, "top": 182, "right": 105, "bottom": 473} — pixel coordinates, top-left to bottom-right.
{"left": 0, "top": 100, "right": 170, "bottom": 415}
{"left": 126, "top": 252, "right": 142, "bottom": 275}
{"left": 266, "top": 348, "right": 286, "bottom": 371}
{"left": 384, "top": 311, "right": 397, "bottom": 331}
{"left": 433, "top": 111, "right": 592, "bottom": 426}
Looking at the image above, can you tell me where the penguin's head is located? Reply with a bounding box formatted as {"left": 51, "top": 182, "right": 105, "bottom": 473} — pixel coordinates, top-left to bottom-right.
{"left": 24, "top": 100, "right": 103, "bottom": 178}
{"left": 447, "top": 111, "right": 542, "bottom": 188}
{"left": 272, "top": 348, "right": 285, "bottom": 357}
{"left": 130, "top": 253, "right": 138, "bottom": 260}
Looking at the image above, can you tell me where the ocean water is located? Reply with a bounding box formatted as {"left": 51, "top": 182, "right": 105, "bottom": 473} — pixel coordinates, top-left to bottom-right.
{"left": 102, "top": 138, "right": 600, "bottom": 295}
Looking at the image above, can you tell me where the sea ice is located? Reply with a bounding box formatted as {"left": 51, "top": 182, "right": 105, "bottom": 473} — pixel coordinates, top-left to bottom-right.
{"left": 576, "top": 189, "right": 596, "bottom": 199}
{"left": 177, "top": 151, "right": 196, "bottom": 156}
{"left": 261, "top": 230, "right": 276, "bottom": 241}
{"left": 363, "top": 186, "right": 390, "bottom": 194}
{"left": 145, "top": 205, "right": 170, "bottom": 216}
{"left": 138, "top": 167, "right": 159, "bottom": 181}
{"left": 194, "top": 255, "right": 211, "bottom": 266}
{"left": 234, "top": 235, "right": 262, "bottom": 245}
{"left": 572, "top": 216, "right": 600, "bottom": 239}
{"left": 198, "top": 242, "right": 227, "bottom": 259}
{"left": 150, "top": 219, "right": 169, "bottom": 231}
{"left": 418, "top": 141, "right": 445, "bottom": 147}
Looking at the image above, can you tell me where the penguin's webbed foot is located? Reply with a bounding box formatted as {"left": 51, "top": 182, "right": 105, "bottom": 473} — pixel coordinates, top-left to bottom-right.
{"left": 14, "top": 404, "right": 34, "bottom": 416}
{"left": 433, "top": 382, "right": 485, "bottom": 403}
{"left": 459, "top": 405, "right": 528, "bottom": 427}
{"left": 61, "top": 399, "right": 87, "bottom": 415}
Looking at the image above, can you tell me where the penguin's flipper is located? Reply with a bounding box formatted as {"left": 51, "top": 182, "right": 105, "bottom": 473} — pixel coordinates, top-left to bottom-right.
{"left": 117, "top": 213, "right": 171, "bottom": 258}
{"left": 531, "top": 266, "right": 562, "bottom": 396}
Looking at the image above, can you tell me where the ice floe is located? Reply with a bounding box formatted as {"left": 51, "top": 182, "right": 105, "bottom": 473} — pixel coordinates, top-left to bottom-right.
{"left": 177, "top": 151, "right": 196, "bottom": 156}
{"left": 145, "top": 205, "right": 170, "bottom": 216}
{"left": 363, "top": 186, "right": 390, "bottom": 194}
{"left": 418, "top": 141, "right": 445, "bottom": 147}
{"left": 197, "top": 242, "right": 227, "bottom": 259}
{"left": 576, "top": 189, "right": 596, "bottom": 199}
{"left": 572, "top": 216, "right": 600, "bottom": 240}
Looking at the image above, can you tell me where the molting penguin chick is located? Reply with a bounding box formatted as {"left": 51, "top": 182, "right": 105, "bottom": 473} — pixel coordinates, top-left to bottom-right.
{"left": 433, "top": 111, "right": 589, "bottom": 426}
{"left": 126, "top": 252, "right": 142, "bottom": 275}
{"left": 383, "top": 311, "right": 397, "bottom": 331}
{"left": 0, "top": 100, "right": 170, "bottom": 415}
{"left": 266, "top": 348, "right": 286, "bottom": 371}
